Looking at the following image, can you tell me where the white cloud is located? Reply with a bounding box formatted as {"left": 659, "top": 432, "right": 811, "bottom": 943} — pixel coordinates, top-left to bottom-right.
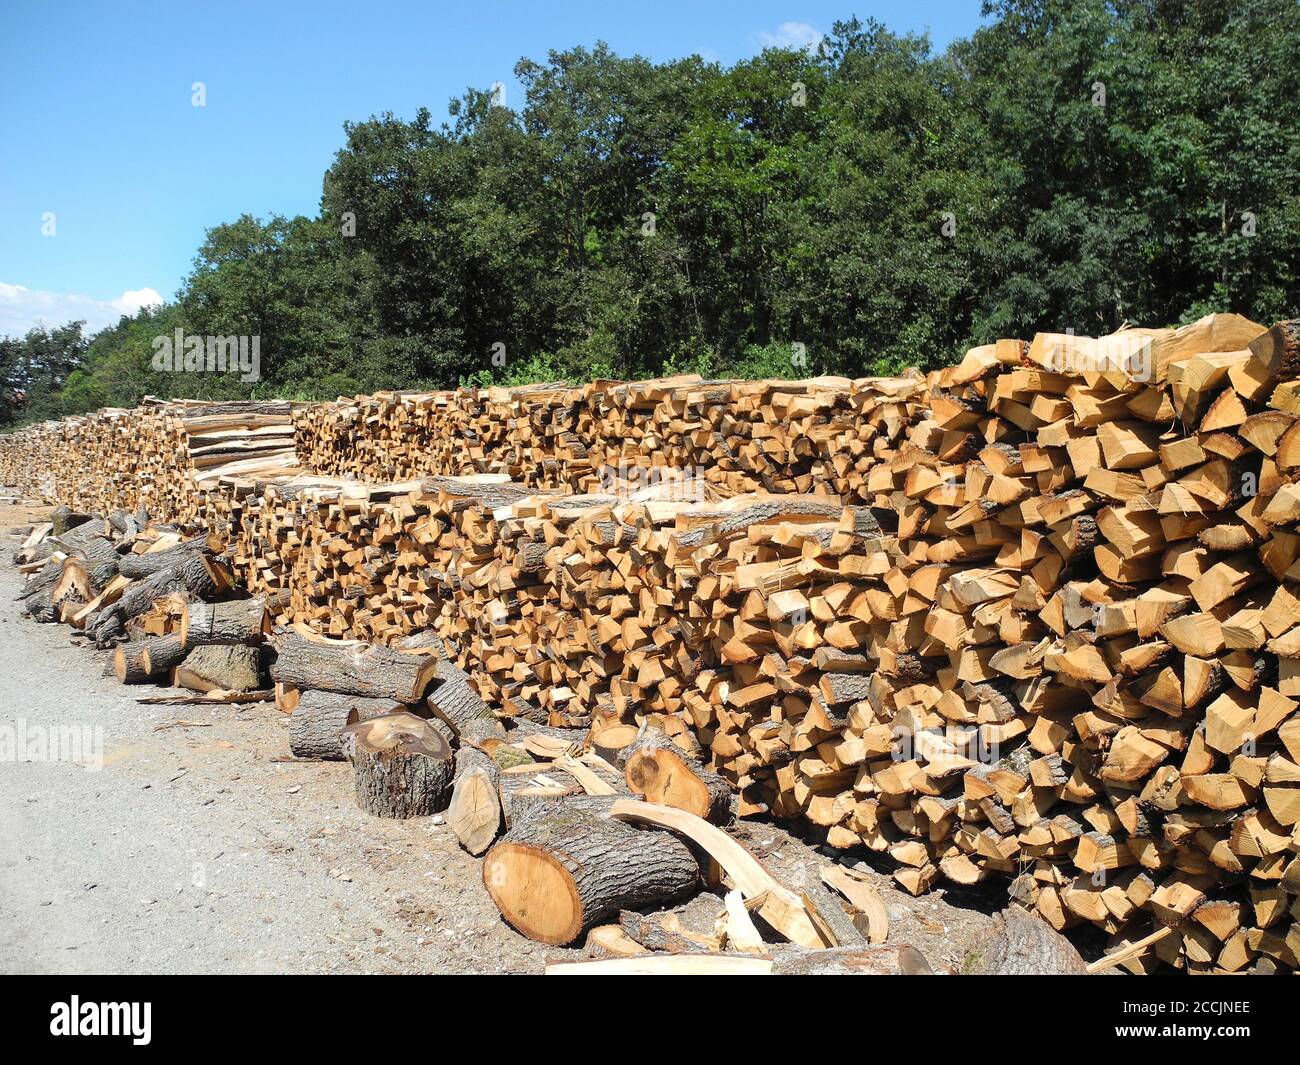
{"left": 755, "top": 21, "right": 824, "bottom": 52}
{"left": 0, "top": 282, "right": 164, "bottom": 338}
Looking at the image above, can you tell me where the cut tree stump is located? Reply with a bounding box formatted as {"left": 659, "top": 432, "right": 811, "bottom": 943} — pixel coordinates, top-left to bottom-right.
{"left": 346, "top": 712, "right": 453, "bottom": 818}
{"left": 288, "top": 691, "right": 405, "bottom": 760}
{"left": 270, "top": 633, "right": 439, "bottom": 702}
{"left": 483, "top": 796, "right": 699, "bottom": 945}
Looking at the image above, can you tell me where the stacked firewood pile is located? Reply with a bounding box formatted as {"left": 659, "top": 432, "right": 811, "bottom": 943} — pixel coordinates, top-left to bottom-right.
{"left": 0, "top": 399, "right": 302, "bottom": 527}
{"left": 292, "top": 376, "right": 929, "bottom": 501}
{"left": 627, "top": 315, "right": 1300, "bottom": 973}
{"left": 6, "top": 312, "right": 1300, "bottom": 974}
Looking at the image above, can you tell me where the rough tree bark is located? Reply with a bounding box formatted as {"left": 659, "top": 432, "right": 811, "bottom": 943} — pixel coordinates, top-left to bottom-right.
{"left": 962, "top": 906, "right": 1089, "bottom": 975}
{"left": 346, "top": 712, "right": 453, "bottom": 818}
{"left": 174, "top": 644, "right": 262, "bottom": 692}
{"left": 288, "top": 691, "right": 404, "bottom": 760}
{"left": 179, "top": 597, "right": 268, "bottom": 648}
{"left": 271, "top": 634, "right": 438, "bottom": 702}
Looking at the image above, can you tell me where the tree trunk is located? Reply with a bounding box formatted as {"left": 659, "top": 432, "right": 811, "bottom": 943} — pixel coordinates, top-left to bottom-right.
{"left": 174, "top": 644, "right": 262, "bottom": 692}
{"left": 114, "top": 633, "right": 185, "bottom": 683}
{"left": 288, "top": 691, "right": 403, "bottom": 760}
{"left": 271, "top": 633, "right": 438, "bottom": 702}
{"left": 961, "top": 906, "right": 1088, "bottom": 975}
{"left": 180, "top": 597, "right": 268, "bottom": 648}
{"left": 118, "top": 542, "right": 208, "bottom": 579}
{"left": 347, "top": 712, "right": 453, "bottom": 818}
{"left": 426, "top": 659, "right": 505, "bottom": 742}
{"left": 483, "top": 796, "right": 699, "bottom": 945}
{"left": 140, "top": 633, "right": 187, "bottom": 677}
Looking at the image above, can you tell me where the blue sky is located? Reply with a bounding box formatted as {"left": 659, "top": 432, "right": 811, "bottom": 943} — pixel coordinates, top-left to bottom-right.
{"left": 0, "top": 0, "right": 985, "bottom": 337}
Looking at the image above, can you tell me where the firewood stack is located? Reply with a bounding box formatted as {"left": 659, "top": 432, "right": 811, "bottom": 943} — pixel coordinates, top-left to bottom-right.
{"left": 625, "top": 314, "right": 1300, "bottom": 974}
{"left": 7, "top": 311, "right": 1300, "bottom": 973}
{"left": 0, "top": 399, "right": 302, "bottom": 529}
{"left": 291, "top": 376, "right": 930, "bottom": 501}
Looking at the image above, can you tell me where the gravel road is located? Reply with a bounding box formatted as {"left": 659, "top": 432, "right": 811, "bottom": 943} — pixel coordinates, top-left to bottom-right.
{"left": 0, "top": 506, "right": 1019, "bottom": 975}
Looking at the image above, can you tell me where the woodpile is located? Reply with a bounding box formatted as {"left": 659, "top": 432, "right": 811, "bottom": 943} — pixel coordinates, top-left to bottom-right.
{"left": 0, "top": 398, "right": 301, "bottom": 527}
{"left": 293, "top": 375, "right": 928, "bottom": 500}
{"left": 7, "top": 311, "right": 1300, "bottom": 973}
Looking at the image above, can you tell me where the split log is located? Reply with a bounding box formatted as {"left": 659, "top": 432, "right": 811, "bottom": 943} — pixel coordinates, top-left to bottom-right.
{"left": 270, "top": 633, "right": 439, "bottom": 702}
{"left": 345, "top": 712, "right": 453, "bottom": 818}
{"left": 623, "top": 728, "right": 733, "bottom": 823}
{"left": 288, "top": 691, "right": 405, "bottom": 760}
{"left": 483, "top": 796, "right": 699, "bottom": 944}
{"left": 446, "top": 745, "right": 503, "bottom": 854}
{"left": 618, "top": 910, "right": 714, "bottom": 953}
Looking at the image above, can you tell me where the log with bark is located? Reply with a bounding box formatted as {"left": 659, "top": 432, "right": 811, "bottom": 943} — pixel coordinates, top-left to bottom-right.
{"left": 483, "top": 796, "right": 699, "bottom": 945}
{"left": 270, "top": 633, "right": 439, "bottom": 702}
{"left": 623, "top": 728, "right": 733, "bottom": 823}
{"left": 174, "top": 644, "right": 262, "bottom": 693}
{"left": 346, "top": 712, "right": 454, "bottom": 818}
{"left": 288, "top": 691, "right": 405, "bottom": 760}
{"left": 179, "top": 597, "right": 269, "bottom": 648}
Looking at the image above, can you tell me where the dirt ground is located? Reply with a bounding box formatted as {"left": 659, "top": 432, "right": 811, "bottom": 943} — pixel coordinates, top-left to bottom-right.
{"left": 0, "top": 498, "right": 1027, "bottom": 975}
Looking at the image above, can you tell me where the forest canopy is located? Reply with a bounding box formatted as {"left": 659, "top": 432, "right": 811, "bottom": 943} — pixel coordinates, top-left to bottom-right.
{"left": 4, "top": 0, "right": 1298, "bottom": 429}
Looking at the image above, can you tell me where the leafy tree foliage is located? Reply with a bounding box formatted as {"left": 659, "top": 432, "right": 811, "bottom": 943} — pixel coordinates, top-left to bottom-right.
{"left": 5, "top": 1, "right": 1298, "bottom": 428}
